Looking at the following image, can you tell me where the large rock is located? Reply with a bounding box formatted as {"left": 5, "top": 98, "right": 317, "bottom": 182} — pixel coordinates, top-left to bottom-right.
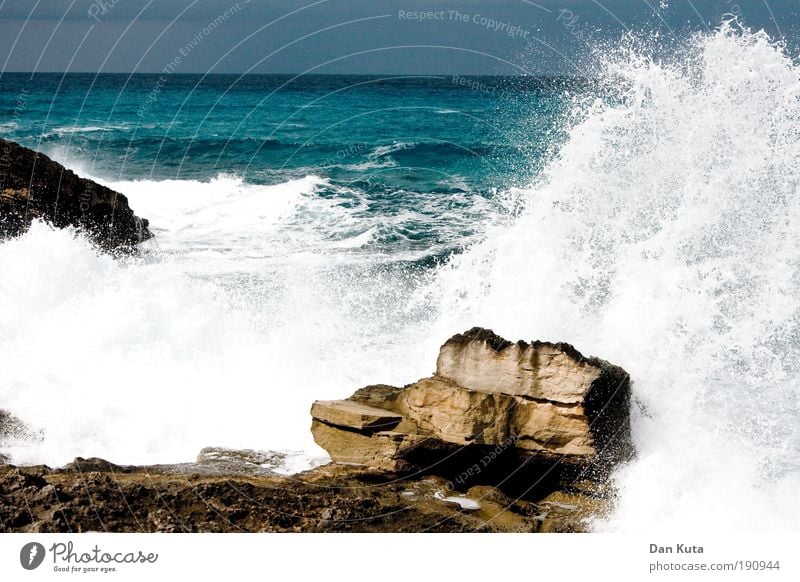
{"left": 311, "top": 328, "right": 632, "bottom": 480}
{"left": 0, "top": 138, "right": 151, "bottom": 251}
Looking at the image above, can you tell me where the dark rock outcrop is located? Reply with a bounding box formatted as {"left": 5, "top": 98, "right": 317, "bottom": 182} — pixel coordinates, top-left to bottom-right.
{"left": 0, "top": 138, "right": 151, "bottom": 251}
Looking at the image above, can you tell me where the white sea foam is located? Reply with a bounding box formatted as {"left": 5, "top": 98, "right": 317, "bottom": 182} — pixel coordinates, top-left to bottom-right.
{"left": 422, "top": 21, "right": 800, "bottom": 531}
{"left": 0, "top": 219, "right": 432, "bottom": 471}
{"left": 0, "top": 171, "right": 440, "bottom": 471}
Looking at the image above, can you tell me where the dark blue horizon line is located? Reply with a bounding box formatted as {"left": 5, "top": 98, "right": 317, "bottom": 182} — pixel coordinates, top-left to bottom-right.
{"left": 0, "top": 71, "right": 592, "bottom": 80}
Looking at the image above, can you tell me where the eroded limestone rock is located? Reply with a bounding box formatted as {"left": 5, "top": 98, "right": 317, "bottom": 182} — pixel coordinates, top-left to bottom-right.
{"left": 311, "top": 328, "right": 631, "bottom": 477}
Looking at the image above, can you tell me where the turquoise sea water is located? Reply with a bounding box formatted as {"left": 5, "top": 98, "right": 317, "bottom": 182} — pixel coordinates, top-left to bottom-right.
{"left": 0, "top": 73, "right": 586, "bottom": 259}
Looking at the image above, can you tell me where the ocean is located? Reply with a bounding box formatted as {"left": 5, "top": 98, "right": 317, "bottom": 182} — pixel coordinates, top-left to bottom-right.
{"left": 1, "top": 22, "right": 799, "bottom": 531}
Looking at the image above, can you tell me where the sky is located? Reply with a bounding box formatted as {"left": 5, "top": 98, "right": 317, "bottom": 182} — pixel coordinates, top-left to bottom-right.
{"left": 0, "top": 0, "right": 798, "bottom": 75}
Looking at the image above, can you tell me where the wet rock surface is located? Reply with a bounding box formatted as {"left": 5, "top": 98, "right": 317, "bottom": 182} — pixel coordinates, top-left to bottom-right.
{"left": 0, "top": 457, "right": 610, "bottom": 533}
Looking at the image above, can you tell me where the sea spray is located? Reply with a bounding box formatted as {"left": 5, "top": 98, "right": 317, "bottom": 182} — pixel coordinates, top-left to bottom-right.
{"left": 424, "top": 21, "right": 800, "bottom": 531}
{"left": 0, "top": 219, "right": 435, "bottom": 470}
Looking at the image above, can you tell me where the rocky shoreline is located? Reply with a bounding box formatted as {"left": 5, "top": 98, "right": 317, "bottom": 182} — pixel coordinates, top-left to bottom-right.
{"left": 0, "top": 140, "right": 633, "bottom": 532}
{"left": 0, "top": 454, "right": 611, "bottom": 533}
{"left": 0, "top": 329, "right": 633, "bottom": 533}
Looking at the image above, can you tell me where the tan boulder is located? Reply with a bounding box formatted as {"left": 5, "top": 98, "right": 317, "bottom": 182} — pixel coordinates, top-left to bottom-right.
{"left": 310, "top": 328, "right": 631, "bottom": 480}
